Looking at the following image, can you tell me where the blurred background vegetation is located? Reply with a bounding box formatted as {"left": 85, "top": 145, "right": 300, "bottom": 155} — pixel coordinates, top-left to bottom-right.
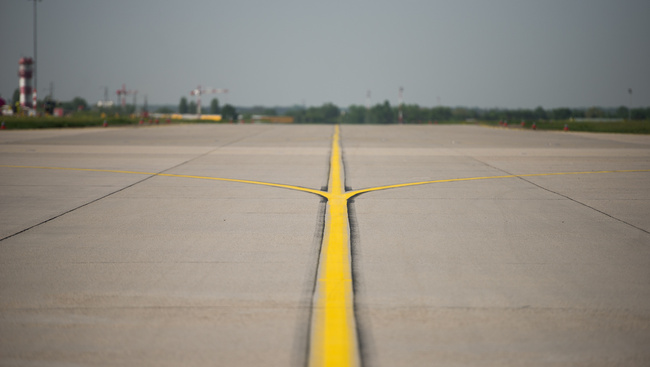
{"left": 1, "top": 88, "right": 649, "bottom": 133}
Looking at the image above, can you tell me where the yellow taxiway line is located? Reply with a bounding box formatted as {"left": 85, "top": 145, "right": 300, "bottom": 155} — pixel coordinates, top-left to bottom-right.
{"left": 345, "top": 169, "right": 650, "bottom": 199}
{"left": 0, "top": 164, "right": 325, "bottom": 197}
{"left": 309, "top": 125, "right": 359, "bottom": 367}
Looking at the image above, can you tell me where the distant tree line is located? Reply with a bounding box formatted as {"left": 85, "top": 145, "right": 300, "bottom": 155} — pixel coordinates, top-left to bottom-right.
{"left": 284, "top": 102, "right": 650, "bottom": 124}
{"left": 176, "top": 97, "right": 238, "bottom": 120}
{"left": 286, "top": 103, "right": 342, "bottom": 124}
{"left": 178, "top": 97, "right": 222, "bottom": 115}
{"left": 169, "top": 95, "right": 650, "bottom": 123}
{"left": 8, "top": 85, "right": 648, "bottom": 123}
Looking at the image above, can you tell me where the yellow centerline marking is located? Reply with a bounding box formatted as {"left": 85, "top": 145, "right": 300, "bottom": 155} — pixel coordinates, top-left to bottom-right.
{"left": 2, "top": 133, "right": 650, "bottom": 367}
{"left": 309, "top": 125, "right": 359, "bottom": 367}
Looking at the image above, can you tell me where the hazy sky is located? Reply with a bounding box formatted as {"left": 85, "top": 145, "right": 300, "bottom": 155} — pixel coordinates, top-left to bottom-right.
{"left": 1, "top": 0, "right": 649, "bottom": 109}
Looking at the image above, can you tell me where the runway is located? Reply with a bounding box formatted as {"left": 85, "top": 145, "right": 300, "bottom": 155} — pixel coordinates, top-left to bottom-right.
{"left": 1, "top": 124, "right": 649, "bottom": 366}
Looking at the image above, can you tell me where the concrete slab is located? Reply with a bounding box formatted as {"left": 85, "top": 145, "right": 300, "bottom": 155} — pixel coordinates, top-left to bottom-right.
{"left": 1, "top": 124, "right": 649, "bottom": 366}
{"left": 0, "top": 124, "right": 331, "bottom": 367}
{"left": 342, "top": 125, "right": 650, "bottom": 366}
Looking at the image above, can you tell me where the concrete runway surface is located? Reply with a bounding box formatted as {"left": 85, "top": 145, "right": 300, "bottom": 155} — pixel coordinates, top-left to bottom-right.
{"left": 1, "top": 124, "right": 649, "bottom": 366}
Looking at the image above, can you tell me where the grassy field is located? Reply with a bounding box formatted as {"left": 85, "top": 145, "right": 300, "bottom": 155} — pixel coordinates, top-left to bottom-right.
{"left": 0, "top": 115, "right": 215, "bottom": 129}
{"left": 1, "top": 115, "right": 649, "bottom": 134}
{"left": 479, "top": 119, "right": 650, "bottom": 134}
{"left": 0, "top": 115, "right": 140, "bottom": 129}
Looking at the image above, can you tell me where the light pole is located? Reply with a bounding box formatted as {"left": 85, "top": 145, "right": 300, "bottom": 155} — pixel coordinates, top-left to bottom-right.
{"left": 628, "top": 88, "right": 632, "bottom": 121}
{"left": 29, "top": 0, "right": 42, "bottom": 108}
{"left": 398, "top": 87, "right": 404, "bottom": 124}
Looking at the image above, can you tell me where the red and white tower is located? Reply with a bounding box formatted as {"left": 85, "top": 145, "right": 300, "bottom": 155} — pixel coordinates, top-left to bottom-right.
{"left": 18, "top": 57, "right": 34, "bottom": 108}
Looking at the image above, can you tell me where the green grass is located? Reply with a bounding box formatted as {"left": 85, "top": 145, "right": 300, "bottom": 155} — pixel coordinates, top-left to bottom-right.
{"left": 0, "top": 114, "right": 235, "bottom": 129}
{"left": 478, "top": 120, "right": 650, "bottom": 134}
{"left": 2, "top": 115, "right": 649, "bottom": 134}
{"left": 0, "top": 115, "right": 140, "bottom": 129}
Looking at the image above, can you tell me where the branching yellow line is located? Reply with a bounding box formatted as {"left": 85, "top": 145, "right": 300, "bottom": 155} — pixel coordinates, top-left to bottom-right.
{"left": 345, "top": 169, "right": 650, "bottom": 198}
{"left": 2, "top": 166, "right": 647, "bottom": 201}
{"left": 0, "top": 164, "right": 326, "bottom": 197}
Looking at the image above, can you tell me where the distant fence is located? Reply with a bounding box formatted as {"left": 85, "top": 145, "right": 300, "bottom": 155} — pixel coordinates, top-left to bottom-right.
{"left": 151, "top": 113, "right": 222, "bottom": 121}
{"left": 149, "top": 113, "right": 293, "bottom": 123}
{"left": 251, "top": 115, "right": 294, "bottom": 123}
